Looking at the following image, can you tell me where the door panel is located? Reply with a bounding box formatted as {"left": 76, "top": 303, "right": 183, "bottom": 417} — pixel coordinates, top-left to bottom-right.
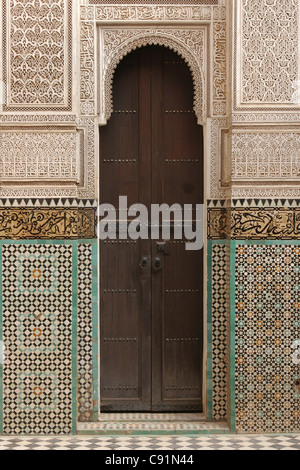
{"left": 152, "top": 240, "right": 203, "bottom": 410}
{"left": 100, "top": 50, "right": 152, "bottom": 410}
{"left": 100, "top": 46, "right": 203, "bottom": 411}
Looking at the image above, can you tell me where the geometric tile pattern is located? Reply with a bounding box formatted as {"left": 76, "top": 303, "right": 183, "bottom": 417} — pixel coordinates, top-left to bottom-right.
{"left": 1, "top": 244, "right": 74, "bottom": 435}
{"left": 0, "top": 435, "right": 299, "bottom": 450}
{"left": 235, "top": 244, "right": 300, "bottom": 433}
{"left": 77, "top": 244, "right": 94, "bottom": 422}
{"left": 211, "top": 245, "right": 228, "bottom": 421}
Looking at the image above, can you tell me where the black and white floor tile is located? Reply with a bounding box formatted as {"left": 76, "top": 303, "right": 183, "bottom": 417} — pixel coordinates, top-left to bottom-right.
{"left": 0, "top": 435, "right": 299, "bottom": 450}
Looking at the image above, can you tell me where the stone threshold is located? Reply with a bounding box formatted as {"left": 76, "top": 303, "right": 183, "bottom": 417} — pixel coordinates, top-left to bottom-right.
{"left": 77, "top": 414, "right": 230, "bottom": 435}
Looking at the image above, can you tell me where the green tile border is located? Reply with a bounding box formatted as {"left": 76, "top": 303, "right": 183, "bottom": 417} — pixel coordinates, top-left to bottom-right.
{"left": 229, "top": 240, "right": 237, "bottom": 433}
{"left": 72, "top": 244, "right": 78, "bottom": 435}
{"left": 206, "top": 240, "right": 213, "bottom": 421}
{"left": 0, "top": 244, "right": 2, "bottom": 435}
{"left": 91, "top": 241, "right": 99, "bottom": 421}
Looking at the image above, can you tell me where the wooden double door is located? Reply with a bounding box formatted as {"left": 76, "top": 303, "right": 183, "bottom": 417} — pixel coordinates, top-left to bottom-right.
{"left": 100, "top": 46, "right": 203, "bottom": 411}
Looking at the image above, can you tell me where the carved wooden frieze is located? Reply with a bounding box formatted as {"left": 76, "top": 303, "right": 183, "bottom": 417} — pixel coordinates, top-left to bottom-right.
{"left": 0, "top": 207, "right": 96, "bottom": 239}
{"left": 231, "top": 208, "right": 300, "bottom": 240}
{"left": 208, "top": 207, "right": 300, "bottom": 240}
{"left": 208, "top": 208, "right": 228, "bottom": 240}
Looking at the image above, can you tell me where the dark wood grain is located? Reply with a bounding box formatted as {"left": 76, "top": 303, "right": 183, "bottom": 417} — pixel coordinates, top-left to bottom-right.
{"left": 100, "top": 46, "right": 203, "bottom": 411}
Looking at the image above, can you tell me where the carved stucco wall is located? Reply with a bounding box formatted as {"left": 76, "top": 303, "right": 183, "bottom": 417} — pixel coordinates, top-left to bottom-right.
{"left": 0, "top": 0, "right": 86, "bottom": 198}
{"left": 0, "top": 0, "right": 229, "bottom": 201}
{"left": 0, "top": 129, "right": 81, "bottom": 183}
{"left": 80, "top": 1, "right": 228, "bottom": 201}
{"left": 236, "top": 0, "right": 299, "bottom": 108}
{"left": 232, "top": 0, "right": 300, "bottom": 199}
{"left": 2, "top": 2, "right": 299, "bottom": 209}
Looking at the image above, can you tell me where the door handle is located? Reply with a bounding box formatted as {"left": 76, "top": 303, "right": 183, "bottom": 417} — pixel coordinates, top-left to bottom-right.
{"left": 140, "top": 256, "right": 149, "bottom": 270}
{"left": 152, "top": 256, "right": 163, "bottom": 271}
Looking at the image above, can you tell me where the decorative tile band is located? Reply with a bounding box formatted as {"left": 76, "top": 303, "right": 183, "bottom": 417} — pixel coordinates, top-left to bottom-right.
{"left": 231, "top": 200, "right": 300, "bottom": 208}
{"left": 208, "top": 243, "right": 228, "bottom": 421}
{"left": 0, "top": 208, "right": 96, "bottom": 240}
{"left": 77, "top": 243, "right": 98, "bottom": 422}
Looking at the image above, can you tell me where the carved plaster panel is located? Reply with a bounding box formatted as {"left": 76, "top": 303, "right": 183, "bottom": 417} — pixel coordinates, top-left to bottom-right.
{"left": 77, "top": 118, "right": 97, "bottom": 200}
{"left": 232, "top": 187, "right": 300, "bottom": 199}
{"left": 94, "top": 5, "right": 213, "bottom": 21}
{"left": 234, "top": 0, "right": 300, "bottom": 111}
{"left": 0, "top": 119, "right": 96, "bottom": 199}
{"left": 89, "top": 0, "right": 219, "bottom": 5}
{"left": 232, "top": 113, "right": 300, "bottom": 124}
{"left": 232, "top": 131, "right": 300, "bottom": 182}
{"left": 99, "top": 26, "right": 206, "bottom": 124}
{"left": 0, "top": 129, "right": 81, "bottom": 184}
{"left": 80, "top": 3, "right": 227, "bottom": 124}
{"left": 78, "top": 3, "right": 228, "bottom": 200}
{"left": 2, "top": 0, "right": 73, "bottom": 112}
{"left": 80, "top": 21, "right": 96, "bottom": 116}
{"left": 212, "top": 19, "right": 226, "bottom": 116}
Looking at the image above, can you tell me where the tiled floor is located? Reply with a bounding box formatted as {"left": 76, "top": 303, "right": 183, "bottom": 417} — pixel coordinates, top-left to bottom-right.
{"left": 0, "top": 435, "right": 299, "bottom": 450}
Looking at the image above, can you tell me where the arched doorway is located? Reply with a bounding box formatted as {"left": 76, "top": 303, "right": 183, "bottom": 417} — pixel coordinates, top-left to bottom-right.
{"left": 99, "top": 45, "right": 203, "bottom": 411}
